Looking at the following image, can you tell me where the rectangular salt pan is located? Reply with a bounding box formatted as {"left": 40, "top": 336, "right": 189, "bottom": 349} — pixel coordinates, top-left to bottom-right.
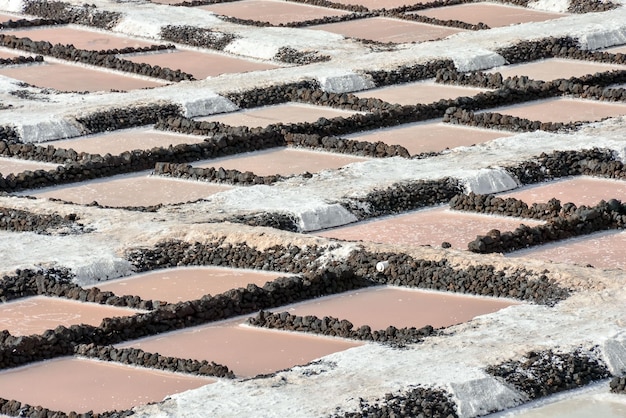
{"left": 47, "top": 126, "right": 206, "bottom": 155}
{"left": 284, "top": 286, "right": 517, "bottom": 329}
{"left": 0, "top": 157, "right": 59, "bottom": 176}
{"left": 499, "top": 176, "right": 626, "bottom": 207}
{"left": 123, "top": 49, "right": 278, "bottom": 79}
{"left": 196, "top": 102, "right": 360, "bottom": 128}
{"left": 0, "top": 62, "right": 166, "bottom": 92}
{"left": 0, "top": 357, "right": 214, "bottom": 413}
{"left": 485, "top": 98, "right": 626, "bottom": 123}
{"left": 311, "top": 17, "right": 465, "bottom": 44}
{"left": 0, "top": 295, "right": 141, "bottom": 336}
{"left": 1, "top": 26, "right": 155, "bottom": 51}
{"left": 346, "top": 120, "right": 512, "bottom": 155}
{"left": 508, "top": 230, "right": 626, "bottom": 270}
{"left": 120, "top": 319, "right": 361, "bottom": 377}
{"left": 199, "top": 0, "right": 350, "bottom": 25}
{"left": 91, "top": 267, "right": 287, "bottom": 304}
{"left": 415, "top": 3, "right": 565, "bottom": 28}
{"left": 316, "top": 206, "right": 543, "bottom": 249}
{"left": 194, "top": 147, "right": 368, "bottom": 176}
{"left": 24, "top": 172, "right": 232, "bottom": 207}
{"left": 488, "top": 58, "right": 626, "bottom": 82}
{"left": 354, "top": 80, "right": 489, "bottom": 106}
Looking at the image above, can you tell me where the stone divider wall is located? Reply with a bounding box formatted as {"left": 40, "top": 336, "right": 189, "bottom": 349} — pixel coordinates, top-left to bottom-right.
{"left": 0, "top": 206, "right": 82, "bottom": 234}
{"left": 0, "top": 17, "right": 67, "bottom": 29}
{"left": 0, "top": 34, "right": 192, "bottom": 83}
{"left": 467, "top": 199, "right": 626, "bottom": 254}
{"left": 443, "top": 107, "right": 581, "bottom": 133}
{"left": 74, "top": 343, "right": 235, "bottom": 378}
{"left": 486, "top": 348, "right": 611, "bottom": 399}
{"left": 23, "top": 1, "right": 121, "bottom": 29}
{"left": 0, "top": 55, "right": 43, "bottom": 65}
{"left": 247, "top": 310, "right": 437, "bottom": 346}
{"left": 75, "top": 103, "right": 182, "bottom": 135}
{"left": 343, "top": 250, "right": 570, "bottom": 305}
{"left": 341, "top": 177, "right": 461, "bottom": 220}
{"left": 153, "top": 161, "right": 290, "bottom": 185}
{"left": 0, "top": 396, "right": 134, "bottom": 418}
{"left": 0, "top": 268, "right": 155, "bottom": 309}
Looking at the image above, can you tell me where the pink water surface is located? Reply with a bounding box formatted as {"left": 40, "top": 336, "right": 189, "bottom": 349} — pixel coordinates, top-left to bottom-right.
{"left": 0, "top": 357, "right": 213, "bottom": 413}
{"left": 355, "top": 80, "right": 488, "bottom": 105}
{"left": 92, "top": 267, "right": 286, "bottom": 303}
{"left": 120, "top": 319, "right": 361, "bottom": 377}
{"left": 499, "top": 176, "right": 626, "bottom": 206}
{"left": 312, "top": 17, "right": 465, "bottom": 43}
{"left": 346, "top": 120, "right": 512, "bottom": 155}
{"left": 194, "top": 147, "right": 367, "bottom": 176}
{"left": 317, "top": 207, "right": 543, "bottom": 249}
{"left": 0, "top": 296, "right": 141, "bottom": 336}
{"left": 285, "top": 286, "right": 517, "bottom": 329}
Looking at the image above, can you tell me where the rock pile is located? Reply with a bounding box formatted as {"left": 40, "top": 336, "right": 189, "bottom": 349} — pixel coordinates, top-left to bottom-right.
{"left": 248, "top": 310, "right": 437, "bottom": 346}
{"left": 0, "top": 206, "right": 82, "bottom": 235}
{"left": 74, "top": 343, "right": 235, "bottom": 378}
{"left": 23, "top": 1, "right": 121, "bottom": 29}
{"left": 336, "top": 386, "right": 458, "bottom": 418}
{"left": 486, "top": 349, "right": 611, "bottom": 399}
{"left": 610, "top": 376, "right": 626, "bottom": 394}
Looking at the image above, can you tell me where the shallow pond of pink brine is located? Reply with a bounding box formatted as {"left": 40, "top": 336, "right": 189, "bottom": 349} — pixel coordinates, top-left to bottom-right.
{"left": 199, "top": 0, "right": 349, "bottom": 25}
{"left": 196, "top": 102, "right": 359, "bottom": 128}
{"left": 120, "top": 320, "right": 361, "bottom": 377}
{"left": 311, "top": 17, "right": 465, "bottom": 44}
{"left": 0, "top": 62, "right": 166, "bottom": 92}
{"left": 0, "top": 296, "right": 141, "bottom": 336}
{"left": 499, "top": 176, "right": 626, "bottom": 207}
{"left": 48, "top": 126, "right": 206, "bottom": 155}
{"left": 92, "top": 267, "right": 287, "bottom": 303}
{"left": 0, "top": 157, "right": 59, "bottom": 176}
{"left": 354, "top": 80, "right": 488, "bottom": 106}
{"left": 0, "top": 357, "right": 213, "bottom": 413}
{"left": 487, "top": 97, "right": 626, "bottom": 123}
{"left": 346, "top": 120, "right": 512, "bottom": 155}
{"left": 124, "top": 49, "right": 278, "bottom": 79}
{"left": 284, "top": 286, "right": 518, "bottom": 329}
{"left": 416, "top": 3, "right": 565, "bottom": 28}
{"left": 27, "top": 173, "right": 231, "bottom": 207}
{"left": 194, "top": 147, "right": 367, "bottom": 176}
{"left": 316, "top": 207, "right": 543, "bottom": 249}
{"left": 488, "top": 58, "right": 626, "bottom": 82}
{"left": 508, "top": 230, "right": 626, "bottom": 270}
{"left": 0, "top": 26, "right": 154, "bottom": 51}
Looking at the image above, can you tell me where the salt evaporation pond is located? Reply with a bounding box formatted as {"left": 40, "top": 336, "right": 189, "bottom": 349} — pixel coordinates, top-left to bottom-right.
{"left": 24, "top": 172, "right": 232, "bottom": 207}
{"left": 311, "top": 17, "right": 465, "bottom": 43}
{"left": 0, "top": 295, "right": 141, "bottom": 336}
{"left": 508, "top": 230, "right": 626, "bottom": 270}
{"left": 193, "top": 147, "right": 368, "bottom": 176}
{"left": 47, "top": 126, "right": 206, "bottom": 155}
{"left": 91, "top": 266, "right": 287, "bottom": 304}
{"left": 317, "top": 206, "right": 544, "bottom": 249}
{"left": 0, "top": 25, "right": 154, "bottom": 51}
{"left": 499, "top": 176, "right": 626, "bottom": 206}
{"left": 124, "top": 49, "right": 279, "bottom": 79}
{"left": 196, "top": 102, "right": 360, "bottom": 128}
{"left": 283, "top": 286, "right": 518, "bottom": 329}
{"left": 120, "top": 318, "right": 361, "bottom": 377}
{"left": 346, "top": 119, "right": 513, "bottom": 155}
{"left": 0, "top": 157, "right": 59, "bottom": 176}
{"left": 354, "top": 80, "right": 489, "bottom": 106}
{"left": 415, "top": 3, "right": 566, "bottom": 28}
{"left": 488, "top": 58, "right": 626, "bottom": 82}
{"left": 0, "top": 357, "right": 214, "bottom": 413}
{"left": 486, "top": 97, "right": 626, "bottom": 123}
{"left": 199, "top": 0, "right": 350, "bottom": 25}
